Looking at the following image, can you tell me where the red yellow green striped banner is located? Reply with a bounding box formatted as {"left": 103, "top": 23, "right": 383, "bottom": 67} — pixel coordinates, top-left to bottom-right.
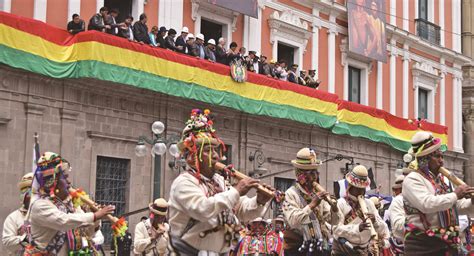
{"left": 0, "top": 12, "right": 448, "bottom": 152}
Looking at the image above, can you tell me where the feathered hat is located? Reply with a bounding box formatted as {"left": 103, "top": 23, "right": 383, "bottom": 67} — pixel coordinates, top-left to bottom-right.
{"left": 176, "top": 109, "right": 225, "bottom": 176}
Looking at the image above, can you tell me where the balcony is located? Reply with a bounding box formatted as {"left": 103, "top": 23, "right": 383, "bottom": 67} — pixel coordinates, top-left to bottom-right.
{"left": 0, "top": 11, "right": 449, "bottom": 152}
{"left": 415, "top": 18, "right": 441, "bottom": 45}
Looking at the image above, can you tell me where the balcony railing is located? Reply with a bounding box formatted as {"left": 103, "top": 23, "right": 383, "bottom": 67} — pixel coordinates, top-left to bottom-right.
{"left": 415, "top": 18, "right": 441, "bottom": 45}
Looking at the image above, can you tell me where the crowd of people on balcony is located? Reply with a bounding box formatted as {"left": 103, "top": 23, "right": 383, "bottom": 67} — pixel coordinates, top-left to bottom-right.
{"left": 66, "top": 7, "right": 322, "bottom": 89}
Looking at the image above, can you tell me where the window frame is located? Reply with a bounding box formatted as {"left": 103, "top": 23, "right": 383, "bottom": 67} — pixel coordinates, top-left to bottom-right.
{"left": 348, "top": 66, "right": 362, "bottom": 103}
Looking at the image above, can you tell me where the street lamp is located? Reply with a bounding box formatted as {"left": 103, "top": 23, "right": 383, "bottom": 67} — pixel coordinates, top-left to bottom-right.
{"left": 135, "top": 121, "right": 180, "bottom": 198}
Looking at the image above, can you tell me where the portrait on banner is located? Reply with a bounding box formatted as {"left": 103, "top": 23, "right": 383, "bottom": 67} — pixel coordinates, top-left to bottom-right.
{"left": 347, "top": 0, "right": 387, "bottom": 62}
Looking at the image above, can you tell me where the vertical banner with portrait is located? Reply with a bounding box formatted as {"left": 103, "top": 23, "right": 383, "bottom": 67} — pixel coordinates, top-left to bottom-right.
{"left": 347, "top": 0, "right": 387, "bottom": 63}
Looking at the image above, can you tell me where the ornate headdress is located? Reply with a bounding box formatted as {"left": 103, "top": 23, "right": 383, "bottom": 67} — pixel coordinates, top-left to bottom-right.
{"left": 177, "top": 109, "right": 225, "bottom": 176}
{"left": 31, "top": 152, "right": 70, "bottom": 199}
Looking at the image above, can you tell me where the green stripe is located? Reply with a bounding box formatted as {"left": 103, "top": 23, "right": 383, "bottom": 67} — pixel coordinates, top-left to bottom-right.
{"left": 0, "top": 44, "right": 336, "bottom": 129}
{"left": 332, "top": 122, "right": 411, "bottom": 151}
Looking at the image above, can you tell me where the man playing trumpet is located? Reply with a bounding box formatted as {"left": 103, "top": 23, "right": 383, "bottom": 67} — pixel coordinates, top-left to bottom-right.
{"left": 134, "top": 198, "right": 171, "bottom": 256}
{"left": 2, "top": 173, "right": 33, "bottom": 255}
{"left": 168, "top": 109, "right": 273, "bottom": 255}
{"left": 282, "top": 148, "right": 340, "bottom": 255}
{"left": 27, "top": 152, "right": 115, "bottom": 256}
{"left": 403, "top": 131, "right": 474, "bottom": 255}
{"left": 332, "top": 165, "right": 389, "bottom": 256}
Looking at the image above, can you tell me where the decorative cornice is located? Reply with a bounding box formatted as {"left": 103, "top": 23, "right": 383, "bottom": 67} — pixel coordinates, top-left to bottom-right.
{"left": 60, "top": 109, "right": 79, "bottom": 121}
{"left": 86, "top": 131, "right": 137, "bottom": 143}
{"left": 0, "top": 117, "right": 11, "bottom": 124}
{"left": 412, "top": 62, "right": 441, "bottom": 91}
{"left": 24, "top": 103, "right": 45, "bottom": 116}
{"left": 268, "top": 10, "right": 312, "bottom": 51}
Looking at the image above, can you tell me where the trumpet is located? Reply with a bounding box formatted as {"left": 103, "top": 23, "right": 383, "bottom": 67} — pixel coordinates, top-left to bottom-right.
{"left": 312, "top": 181, "right": 338, "bottom": 208}
{"left": 68, "top": 187, "right": 128, "bottom": 236}
{"left": 439, "top": 167, "right": 474, "bottom": 197}
{"left": 357, "top": 195, "right": 379, "bottom": 256}
{"left": 214, "top": 162, "right": 284, "bottom": 200}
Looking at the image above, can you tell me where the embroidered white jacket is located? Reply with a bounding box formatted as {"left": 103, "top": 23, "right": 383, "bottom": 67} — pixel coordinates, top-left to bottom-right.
{"left": 168, "top": 172, "right": 270, "bottom": 253}
{"left": 2, "top": 209, "right": 27, "bottom": 255}
{"left": 333, "top": 197, "right": 390, "bottom": 247}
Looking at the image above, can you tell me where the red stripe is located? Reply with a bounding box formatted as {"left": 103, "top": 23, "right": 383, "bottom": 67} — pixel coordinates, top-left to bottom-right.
{"left": 339, "top": 101, "right": 448, "bottom": 134}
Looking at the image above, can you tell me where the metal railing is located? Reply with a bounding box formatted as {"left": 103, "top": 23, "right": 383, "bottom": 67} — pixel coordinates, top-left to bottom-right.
{"left": 415, "top": 18, "right": 441, "bottom": 45}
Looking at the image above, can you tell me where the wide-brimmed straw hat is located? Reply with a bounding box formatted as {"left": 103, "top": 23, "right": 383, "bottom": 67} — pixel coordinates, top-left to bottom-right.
{"left": 18, "top": 173, "right": 34, "bottom": 191}
{"left": 291, "top": 148, "right": 322, "bottom": 170}
{"left": 392, "top": 175, "right": 404, "bottom": 190}
{"left": 149, "top": 198, "right": 168, "bottom": 216}
{"left": 346, "top": 165, "right": 371, "bottom": 188}
{"left": 410, "top": 131, "right": 442, "bottom": 157}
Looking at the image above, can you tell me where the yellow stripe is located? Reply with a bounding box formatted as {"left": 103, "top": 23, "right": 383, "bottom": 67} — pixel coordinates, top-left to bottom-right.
{"left": 337, "top": 109, "right": 448, "bottom": 145}
{"left": 0, "top": 24, "right": 338, "bottom": 116}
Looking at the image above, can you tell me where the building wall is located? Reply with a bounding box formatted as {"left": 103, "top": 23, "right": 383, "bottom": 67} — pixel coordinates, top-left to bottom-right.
{"left": 0, "top": 65, "right": 466, "bottom": 251}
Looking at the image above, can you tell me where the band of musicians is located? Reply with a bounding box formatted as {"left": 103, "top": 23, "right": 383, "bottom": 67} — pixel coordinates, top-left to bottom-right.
{"left": 3, "top": 108, "right": 474, "bottom": 256}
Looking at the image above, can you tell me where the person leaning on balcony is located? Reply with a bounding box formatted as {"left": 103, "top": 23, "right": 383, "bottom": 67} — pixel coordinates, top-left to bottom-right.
{"left": 119, "top": 15, "right": 135, "bottom": 42}
{"left": 196, "top": 33, "right": 206, "bottom": 59}
{"left": 215, "top": 37, "right": 227, "bottom": 64}
{"left": 185, "top": 33, "right": 198, "bottom": 57}
{"left": 165, "top": 28, "right": 179, "bottom": 52}
{"left": 259, "top": 55, "right": 272, "bottom": 77}
{"left": 88, "top": 7, "right": 110, "bottom": 32}
{"left": 157, "top": 26, "right": 167, "bottom": 49}
{"left": 204, "top": 39, "right": 216, "bottom": 62}
{"left": 106, "top": 8, "right": 121, "bottom": 36}
{"left": 226, "top": 42, "right": 240, "bottom": 65}
{"left": 133, "top": 13, "right": 151, "bottom": 45}
{"left": 67, "top": 14, "right": 85, "bottom": 35}
{"left": 287, "top": 64, "right": 298, "bottom": 83}
{"left": 305, "top": 69, "right": 321, "bottom": 89}
{"left": 175, "top": 27, "right": 189, "bottom": 54}
{"left": 149, "top": 26, "right": 159, "bottom": 47}
{"left": 298, "top": 70, "right": 307, "bottom": 86}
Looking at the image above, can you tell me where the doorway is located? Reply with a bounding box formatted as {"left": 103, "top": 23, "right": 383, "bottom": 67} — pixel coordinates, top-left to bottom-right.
{"left": 200, "top": 18, "right": 223, "bottom": 43}
{"left": 104, "top": 0, "right": 132, "bottom": 23}
{"left": 277, "top": 42, "right": 295, "bottom": 66}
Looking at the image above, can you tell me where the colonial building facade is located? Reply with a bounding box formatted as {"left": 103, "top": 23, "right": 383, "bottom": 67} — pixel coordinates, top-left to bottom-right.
{"left": 0, "top": 0, "right": 469, "bottom": 250}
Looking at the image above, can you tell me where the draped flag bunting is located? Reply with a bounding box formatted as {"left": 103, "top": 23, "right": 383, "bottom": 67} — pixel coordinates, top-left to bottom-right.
{"left": 0, "top": 12, "right": 448, "bottom": 152}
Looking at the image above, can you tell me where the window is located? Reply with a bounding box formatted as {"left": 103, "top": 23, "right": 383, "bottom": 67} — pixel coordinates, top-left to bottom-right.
{"left": 95, "top": 156, "right": 129, "bottom": 245}
{"left": 277, "top": 43, "right": 295, "bottom": 67}
{"left": 348, "top": 66, "right": 361, "bottom": 103}
{"left": 274, "top": 177, "right": 294, "bottom": 192}
{"left": 104, "top": 0, "right": 132, "bottom": 23}
{"left": 274, "top": 177, "right": 294, "bottom": 216}
{"left": 201, "top": 18, "right": 223, "bottom": 43}
{"left": 418, "top": 88, "right": 429, "bottom": 119}
{"left": 418, "top": 0, "right": 428, "bottom": 20}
